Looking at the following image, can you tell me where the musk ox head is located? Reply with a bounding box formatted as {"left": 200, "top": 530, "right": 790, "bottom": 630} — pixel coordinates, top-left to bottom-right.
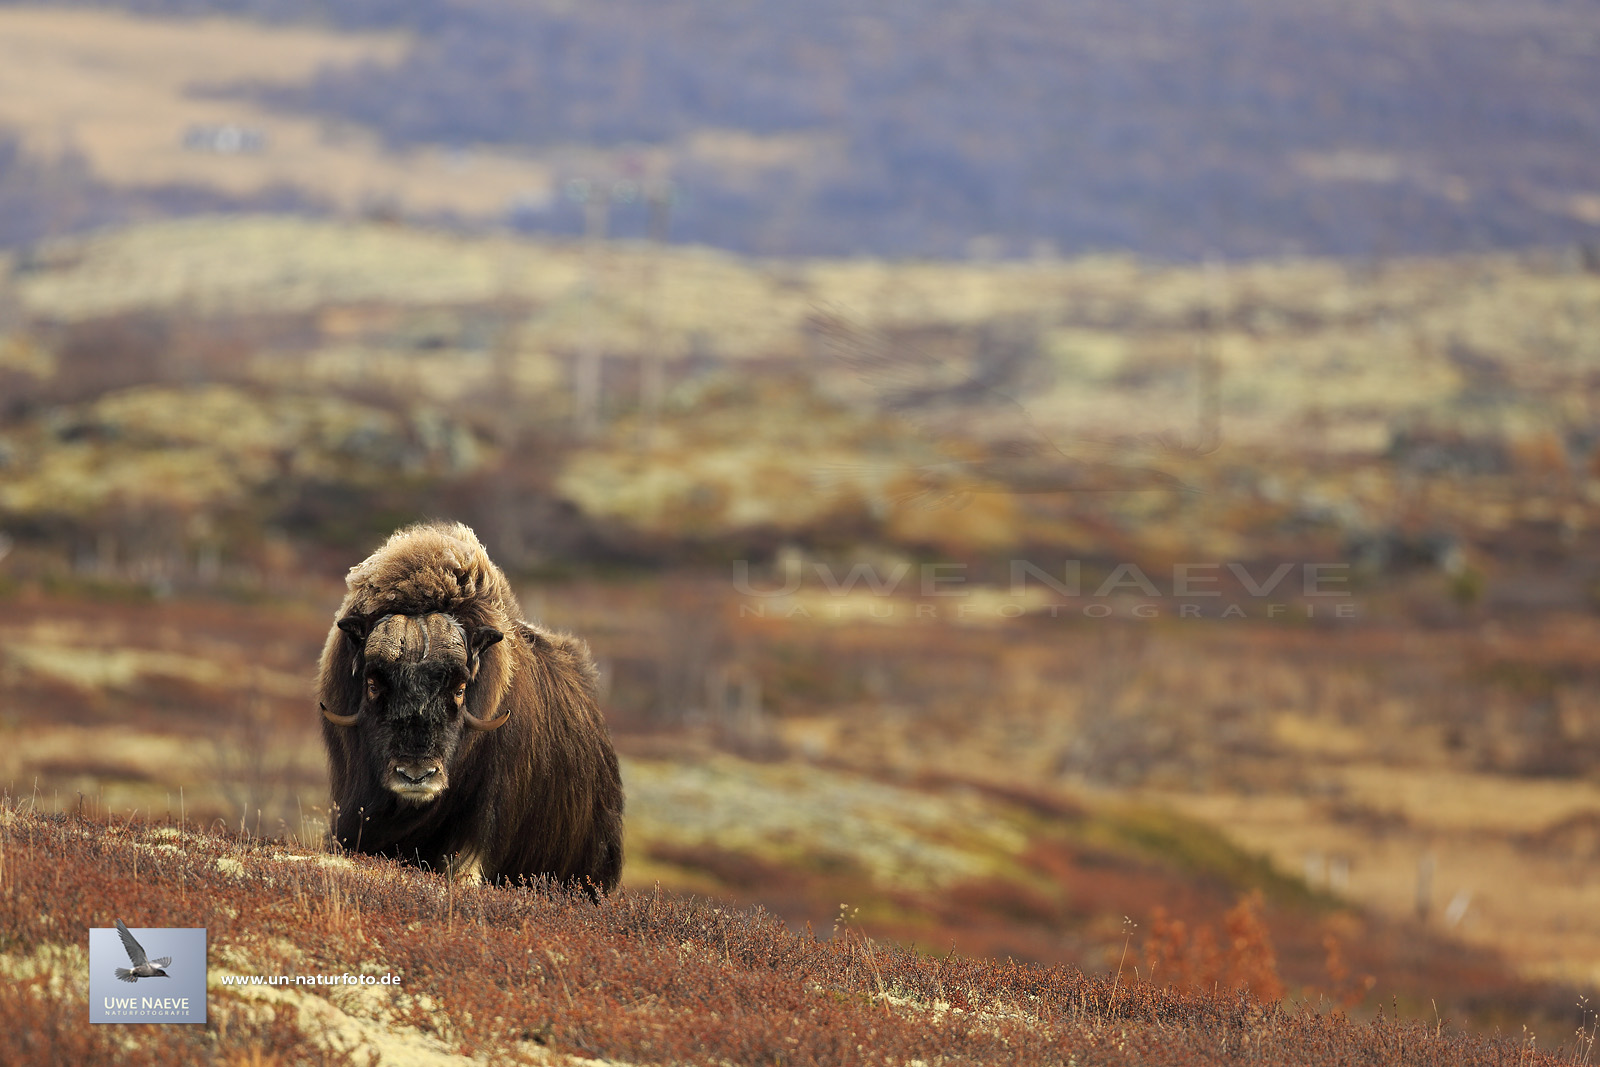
{"left": 321, "top": 611, "right": 506, "bottom": 804}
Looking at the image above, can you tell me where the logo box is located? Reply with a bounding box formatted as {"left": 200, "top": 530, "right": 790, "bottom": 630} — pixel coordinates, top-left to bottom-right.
{"left": 88, "top": 925, "right": 207, "bottom": 1024}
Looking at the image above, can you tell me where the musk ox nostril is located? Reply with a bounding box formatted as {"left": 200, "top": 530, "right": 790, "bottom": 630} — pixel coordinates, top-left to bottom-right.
{"left": 396, "top": 765, "right": 438, "bottom": 784}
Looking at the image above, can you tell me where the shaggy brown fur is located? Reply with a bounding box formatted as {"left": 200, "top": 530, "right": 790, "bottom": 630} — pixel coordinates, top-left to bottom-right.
{"left": 316, "top": 521, "right": 623, "bottom": 891}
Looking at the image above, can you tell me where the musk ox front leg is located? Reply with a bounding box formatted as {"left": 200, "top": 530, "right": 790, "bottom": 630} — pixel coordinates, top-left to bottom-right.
{"left": 447, "top": 850, "right": 485, "bottom": 885}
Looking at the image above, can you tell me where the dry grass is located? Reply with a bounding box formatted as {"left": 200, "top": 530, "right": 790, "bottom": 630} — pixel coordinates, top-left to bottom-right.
{"left": 12, "top": 217, "right": 1599, "bottom": 430}
{"left": 6, "top": 216, "right": 1600, "bottom": 572}
{"left": 3, "top": 580, "right": 1596, "bottom": 1005}
{"left": 0, "top": 382, "right": 493, "bottom": 517}
{"left": 0, "top": 591, "right": 331, "bottom": 834}
{"left": 6, "top": 214, "right": 1600, "bottom": 1039}
{"left": 0, "top": 802, "right": 1577, "bottom": 1066}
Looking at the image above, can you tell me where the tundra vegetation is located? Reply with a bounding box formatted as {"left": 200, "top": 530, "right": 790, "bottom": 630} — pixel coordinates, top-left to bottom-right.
{"left": 0, "top": 801, "right": 1584, "bottom": 1065}
{"left": 2, "top": 216, "right": 1600, "bottom": 1058}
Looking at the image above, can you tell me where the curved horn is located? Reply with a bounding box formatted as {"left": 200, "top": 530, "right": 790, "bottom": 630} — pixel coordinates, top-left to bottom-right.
{"left": 320, "top": 701, "right": 360, "bottom": 727}
{"left": 461, "top": 703, "right": 511, "bottom": 731}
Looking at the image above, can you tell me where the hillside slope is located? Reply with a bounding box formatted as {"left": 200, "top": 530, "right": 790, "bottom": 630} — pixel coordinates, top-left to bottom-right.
{"left": 0, "top": 804, "right": 1577, "bottom": 1066}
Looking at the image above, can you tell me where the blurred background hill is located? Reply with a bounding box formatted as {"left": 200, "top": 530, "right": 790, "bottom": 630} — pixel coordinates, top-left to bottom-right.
{"left": 3, "top": 0, "right": 1600, "bottom": 1050}
{"left": 2, "top": 0, "right": 1600, "bottom": 258}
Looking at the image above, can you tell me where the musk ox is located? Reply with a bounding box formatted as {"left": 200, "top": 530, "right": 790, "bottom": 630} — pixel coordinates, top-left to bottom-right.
{"left": 316, "top": 521, "right": 623, "bottom": 892}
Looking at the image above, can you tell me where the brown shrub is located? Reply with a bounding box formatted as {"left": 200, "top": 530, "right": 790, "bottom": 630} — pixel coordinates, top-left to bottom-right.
{"left": 1142, "top": 892, "right": 1283, "bottom": 1002}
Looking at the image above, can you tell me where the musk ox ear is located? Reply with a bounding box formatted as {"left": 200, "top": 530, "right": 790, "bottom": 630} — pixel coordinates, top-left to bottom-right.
{"left": 462, "top": 625, "right": 511, "bottom": 730}
{"left": 336, "top": 615, "right": 370, "bottom": 677}
{"left": 337, "top": 615, "right": 371, "bottom": 647}
{"left": 466, "top": 626, "right": 503, "bottom": 678}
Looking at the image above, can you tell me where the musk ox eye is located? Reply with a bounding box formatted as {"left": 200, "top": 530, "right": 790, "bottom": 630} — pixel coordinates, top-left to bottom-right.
{"left": 453, "top": 682, "right": 467, "bottom": 704}
{"left": 366, "top": 679, "right": 382, "bottom": 700}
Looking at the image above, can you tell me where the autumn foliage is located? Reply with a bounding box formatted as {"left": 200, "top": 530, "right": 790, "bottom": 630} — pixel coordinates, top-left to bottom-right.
{"left": 1142, "top": 893, "right": 1284, "bottom": 1004}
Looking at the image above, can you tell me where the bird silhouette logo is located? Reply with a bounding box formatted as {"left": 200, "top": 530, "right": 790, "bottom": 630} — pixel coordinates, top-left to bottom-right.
{"left": 112, "top": 919, "right": 172, "bottom": 982}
